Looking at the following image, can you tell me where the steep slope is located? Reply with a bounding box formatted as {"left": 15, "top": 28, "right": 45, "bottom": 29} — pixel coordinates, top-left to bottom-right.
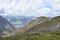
{"left": 0, "top": 16, "right": 16, "bottom": 36}
{"left": 14, "top": 17, "right": 50, "bottom": 34}
{"left": 5, "top": 16, "right": 36, "bottom": 34}
{"left": 24, "top": 17, "right": 50, "bottom": 33}
{"left": 24, "top": 16, "right": 60, "bottom": 34}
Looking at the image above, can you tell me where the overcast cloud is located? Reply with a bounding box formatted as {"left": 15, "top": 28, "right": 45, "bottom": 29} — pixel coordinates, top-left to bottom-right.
{"left": 0, "top": 0, "right": 60, "bottom": 17}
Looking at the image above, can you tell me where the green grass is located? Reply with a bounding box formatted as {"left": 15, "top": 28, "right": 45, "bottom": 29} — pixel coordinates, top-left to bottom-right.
{"left": 52, "top": 16, "right": 60, "bottom": 22}
{"left": 0, "top": 31, "right": 60, "bottom": 40}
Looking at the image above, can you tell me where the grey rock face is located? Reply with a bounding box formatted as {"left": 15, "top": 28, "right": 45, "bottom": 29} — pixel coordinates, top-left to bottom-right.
{"left": 0, "top": 16, "right": 16, "bottom": 36}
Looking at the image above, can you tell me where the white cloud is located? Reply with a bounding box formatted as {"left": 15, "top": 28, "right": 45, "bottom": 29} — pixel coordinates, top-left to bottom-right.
{"left": 35, "top": 7, "right": 51, "bottom": 14}
{"left": 0, "top": 0, "right": 60, "bottom": 17}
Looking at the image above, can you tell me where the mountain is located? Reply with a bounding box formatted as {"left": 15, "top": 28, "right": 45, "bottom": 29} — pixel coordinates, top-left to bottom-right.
{"left": 0, "top": 16, "right": 60, "bottom": 40}
{"left": 23, "top": 16, "right": 60, "bottom": 34}
{"left": 12, "top": 16, "right": 60, "bottom": 34}
{"left": 24, "top": 17, "right": 50, "bottom": 32}
{"left": 15, "top": 16, "right": 50, "bottom": 34}
{"left": 3, "top": 16, "right": 36, "bottom": 28}
{"left": 0, "top": 16, "right": 16, "bottom": 37}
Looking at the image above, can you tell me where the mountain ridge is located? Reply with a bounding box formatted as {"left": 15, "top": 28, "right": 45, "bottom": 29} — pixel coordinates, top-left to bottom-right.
{"left": 0, "top": 16, "right": 16, "bottom": 37}
{"left": 23, "top": 16, "right": 60, "bottom": 34}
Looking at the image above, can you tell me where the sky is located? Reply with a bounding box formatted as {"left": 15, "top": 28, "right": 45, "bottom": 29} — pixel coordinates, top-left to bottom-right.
{"left": 0, "top": 0, "right": 60, "bottom": 17}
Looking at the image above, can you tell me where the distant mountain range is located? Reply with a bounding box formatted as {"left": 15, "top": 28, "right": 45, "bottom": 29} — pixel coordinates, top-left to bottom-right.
{"left": 3, "top": 16, "right": 36, "bottom": 28}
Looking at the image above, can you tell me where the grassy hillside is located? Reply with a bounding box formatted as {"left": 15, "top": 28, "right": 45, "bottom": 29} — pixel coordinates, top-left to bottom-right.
{"left": 52, "top": 16, "right": 60, "bottom": 22}
{"left": 0, "top": 30, "right": 60, "bottom": 40}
